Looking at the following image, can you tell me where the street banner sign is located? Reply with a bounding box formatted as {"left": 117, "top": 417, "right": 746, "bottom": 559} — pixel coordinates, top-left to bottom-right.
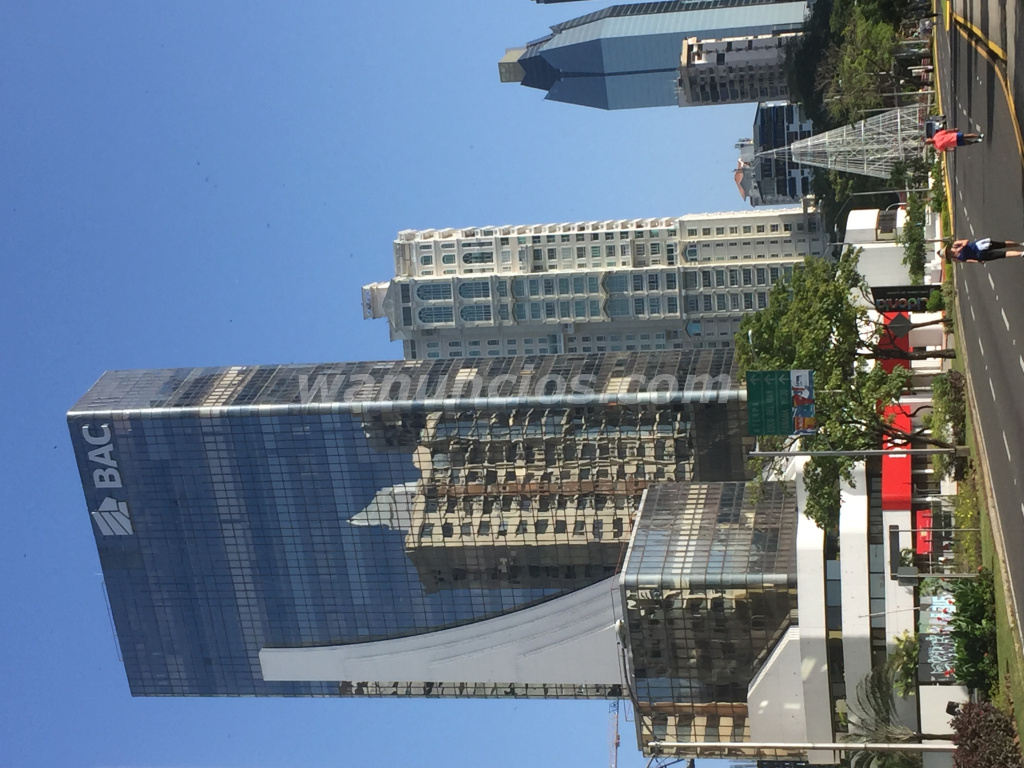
{"left": 746, "top": 369, "right": 817, "bottom": 436}
{"left": 871, "top": 285, "right": 936, "bottom": 313}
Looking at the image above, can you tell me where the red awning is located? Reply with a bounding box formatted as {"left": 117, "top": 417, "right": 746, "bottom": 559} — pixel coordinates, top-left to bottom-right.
{"left": 881, "top": 404, "right": 912, "bottom": 511}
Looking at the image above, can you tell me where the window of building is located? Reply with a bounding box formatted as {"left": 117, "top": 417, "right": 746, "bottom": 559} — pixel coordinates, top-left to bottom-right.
{"left": 418, "top": 306, "right": 453, "bottom": 323}
{"left": 416, "top": 284, "right": 452, "bottom": 301}
{"left": 420, "top": 254, "right": 433, "bottom": 266}
{"left": 687, "top": 228, "right": 698, "bottom": 237}
{"left": 715, "top": 226, "right": 725, "bottom": 235}
{"left": 702, "top": 227, "right": 711, "bottom": 236}
{"left": 756, "top": 224, "right": 765, "bottom": 233}
{"left": 458, "top": 281, "right": 490, "bottom": 299}
{"left": 460, "top": 305, "right": 491, "bottom": 322}
{"left": 703, "top": 295, "right": 713, "bottom": 312}
{"left": 648, "top": 297, "right": 661, "bottom": 314}
{"left": 606, "top": 297, "right": 630, "bottom": 317}
{"left": 463, "top": 251, "right": 494, "bottom": 264}
{"left": 716, "top": 294, "right": 727, "bottom": 311}
{"left": 665, "top": 273, "right": 677, "bottom": 290}
{"left": 633, "top": 298, "right": 645, "bottom": 315}
{"left": 666, "top": 296, "right": 679, "bottom": 314}
{"left": 742, "top": 225, "right": 752, "bottom": 234}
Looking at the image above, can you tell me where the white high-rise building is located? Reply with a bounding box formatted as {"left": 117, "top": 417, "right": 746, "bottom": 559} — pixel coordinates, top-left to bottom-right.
{"left": 362, "top": 203, "right": 826, "bottom": 360}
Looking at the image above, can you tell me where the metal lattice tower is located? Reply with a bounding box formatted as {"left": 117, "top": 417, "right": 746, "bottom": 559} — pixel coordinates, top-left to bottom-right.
{"left": 757, "top": 106, "right": 925, "bottom": 179}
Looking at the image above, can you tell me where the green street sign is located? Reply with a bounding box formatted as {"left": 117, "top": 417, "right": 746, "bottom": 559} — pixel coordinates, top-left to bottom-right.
{"left": 746, "top": 370, "right": 817, "bottom": 436}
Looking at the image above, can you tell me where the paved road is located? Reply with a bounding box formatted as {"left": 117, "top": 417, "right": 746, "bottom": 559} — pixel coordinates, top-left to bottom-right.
{"left": 937, "top": 0, "right": 1024, "bottom": 644}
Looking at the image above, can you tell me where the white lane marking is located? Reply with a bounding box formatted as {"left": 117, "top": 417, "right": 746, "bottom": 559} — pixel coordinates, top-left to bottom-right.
{"left": 970, "top": 222, "right": 976, "bottom": 236}
{"left": 989, "top": 273, "right": 996, "bottom": 290}
{"left": 1019, "top": 356, "right": 1024, "bottom": 375}
{"left": 1004, "top": 431, "right": 1012, "bottom": 462}
{"left": 971, "top": 303, "right": 976, "bottom": 321}
{"left": 1004, "top": 308, "right": 1011, "bottom": 331}
{"left": 990, "top": 378, "right": 997, "bottom": 401}
{"left": 979, "top": 338, "right": 985, "bottom": 355}
{"left": 965, "top": 281, "right": 970, "bottom": 296}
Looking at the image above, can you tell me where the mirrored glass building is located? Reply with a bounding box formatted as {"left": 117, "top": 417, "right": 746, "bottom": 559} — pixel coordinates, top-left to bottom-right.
{"left": 69, "top": 352, "right": 748, "bottom": 698}
{"left": 500, "top": 0, "right": 809, "bottom": 110}
{"left": 622, "top": 481, "right": 801, "bottom": 760}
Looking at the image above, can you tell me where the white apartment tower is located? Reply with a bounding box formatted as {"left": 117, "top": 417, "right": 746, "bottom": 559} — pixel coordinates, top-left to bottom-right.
{"left": 362, "top": 204, "right": 826, "bottom": 360}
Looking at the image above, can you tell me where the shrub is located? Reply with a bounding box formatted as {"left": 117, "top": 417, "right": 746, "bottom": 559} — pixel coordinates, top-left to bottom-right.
{"left": 949, "top": 568, "right": 998, "bottom": 693}
{"left": 952, "top": 702, "right": 1022, "bottom": 768}
{"left": 930, "top": 155, "right": 947, "bottom": 214}
{"left": 930, "top": 371, "right": 966, "bottom": 480}
{"left": 891, "top": 630, "right": 920, "bottom": 698}
{"left": 900, "top": 192, "right": 927, "bottom": 284}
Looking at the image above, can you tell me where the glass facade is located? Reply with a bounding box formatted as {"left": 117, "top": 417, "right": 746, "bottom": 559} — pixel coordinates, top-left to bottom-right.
{"left": 514, "top": 0, "right": 808, "bottom": 110}
{"left": 69, "top": 352, "right": 750, "bottom": 697}
{"left": 621, "top": 481, "right": 799, "bottom": 757}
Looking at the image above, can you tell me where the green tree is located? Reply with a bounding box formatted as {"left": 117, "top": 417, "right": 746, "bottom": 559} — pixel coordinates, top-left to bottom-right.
{"left": 823, "top": 8, "right": 901, "bottom": 124}
{"left": 736, "top": 248, "right": 954, "bottom": 529}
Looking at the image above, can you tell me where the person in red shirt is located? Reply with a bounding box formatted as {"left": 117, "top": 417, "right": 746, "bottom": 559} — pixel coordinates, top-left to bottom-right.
{"left": 925, "top": 129, "right": 984, "bottom": 151}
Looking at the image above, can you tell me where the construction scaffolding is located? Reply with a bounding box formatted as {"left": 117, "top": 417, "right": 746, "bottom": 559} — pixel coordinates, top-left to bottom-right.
{"left": 757, "top": 105, "right": 927, "bottom": 179}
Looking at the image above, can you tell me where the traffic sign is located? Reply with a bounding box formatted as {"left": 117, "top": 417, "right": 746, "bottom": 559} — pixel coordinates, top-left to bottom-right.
{"left": 746, "top": 369, "right": 817, "bottom": 436}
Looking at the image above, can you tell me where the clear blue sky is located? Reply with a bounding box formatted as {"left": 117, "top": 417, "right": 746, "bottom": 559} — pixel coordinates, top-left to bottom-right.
{"left": 2, "top": 2, "right": 763, "bottom": 766}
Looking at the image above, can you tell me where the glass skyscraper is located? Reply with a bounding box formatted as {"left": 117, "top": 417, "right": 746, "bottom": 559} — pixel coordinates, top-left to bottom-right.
{"left": 69, "top": 352, "right": 749, "bottom": 697}
{"left": 500, "top": 0, "right": 809, "bottom": 109}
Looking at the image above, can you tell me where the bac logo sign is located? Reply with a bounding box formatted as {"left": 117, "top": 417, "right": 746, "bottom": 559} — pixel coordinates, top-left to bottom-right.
{"left": 92, "top": 497, "right": 133, "bottom": 536}
{"left": 82, "top": 424, "right": 133, "bottom": 536}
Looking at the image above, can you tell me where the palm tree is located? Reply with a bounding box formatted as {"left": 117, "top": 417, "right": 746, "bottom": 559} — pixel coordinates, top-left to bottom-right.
{"left": 843, "top": 660, "right": 953, "bottom": 768}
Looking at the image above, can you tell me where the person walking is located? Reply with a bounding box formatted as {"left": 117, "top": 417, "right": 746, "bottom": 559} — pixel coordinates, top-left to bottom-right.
{"left": 925, "top": 128, "right": 984, "bottom": 151}
{"left": 948, "top": 238, "right": 1024, "bottom": 262}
